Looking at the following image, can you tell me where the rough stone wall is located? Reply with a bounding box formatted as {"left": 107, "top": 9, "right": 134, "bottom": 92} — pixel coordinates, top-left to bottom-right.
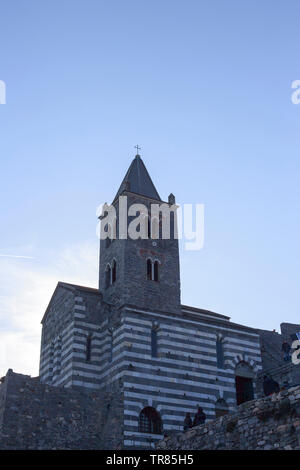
{"left": 256, "top": 323, "right": 300, "bottom": 397}
{"left": 256, "top": 328, "right": 283, "bottom": 371}
{"left": 257, "top": 363, "right": 300, "bottom": 398}
{"left": 281, "top": 323, "right": 300, "bottom": 343}
{"left": 157, "top": 385, "right": 300, "bottom": 450}
{"left": 257, "top": 322, "right": 300, "bottom": 373}
{"left": 0, "top": 375, "right": 7, "bottom": 431}
{"left": 0, "top": 370, "right": 124, "bottom": 450}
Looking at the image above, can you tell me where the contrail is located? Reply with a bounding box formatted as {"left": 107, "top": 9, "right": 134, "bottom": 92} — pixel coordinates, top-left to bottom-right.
{"left": 0, "top": 254, "right": 35, "bottom": 259}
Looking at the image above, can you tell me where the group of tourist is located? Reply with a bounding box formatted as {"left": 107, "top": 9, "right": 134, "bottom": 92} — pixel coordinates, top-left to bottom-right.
{"left": 182, "top": 376, "right": 281, "bottom": 431}
{"left": 182, "top": 344, "right": 292, "bottom": 433}
{"left": 183, "top": 407, "right": 206, "bottom": 431}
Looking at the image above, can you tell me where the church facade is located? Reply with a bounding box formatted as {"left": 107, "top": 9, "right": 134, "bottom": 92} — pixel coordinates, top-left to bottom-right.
{"left": 38, "top": 153, "right": 263, "bottom": 449}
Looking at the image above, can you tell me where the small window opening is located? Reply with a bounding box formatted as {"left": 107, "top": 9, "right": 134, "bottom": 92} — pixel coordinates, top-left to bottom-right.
{"left": 154, "top": 261, "right": 159, "bottom": 282}
{"left": 216, "top": 338, "right": 225, "bottom": 368}
{"left": 151, "top": 328, "right": 158, "bottom": 357}
{"left": 86, "top": 335, "right": 92, "bottom": 362}
{"left": 147, "top": 259, "right": 159, "bottom": 281}
{"left": 105, "top": 264, "right": 111, "bottom": 289}
{"left": 147, "top": 259, "right": 152, "bottom": 280}
{"left": 112, "top": 259, "right": 117, "bottom": 283}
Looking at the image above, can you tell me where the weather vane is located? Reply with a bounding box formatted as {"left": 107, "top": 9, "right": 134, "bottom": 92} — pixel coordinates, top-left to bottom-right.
{"left": 134, "top": 144, "right": 141, "bottom": 155}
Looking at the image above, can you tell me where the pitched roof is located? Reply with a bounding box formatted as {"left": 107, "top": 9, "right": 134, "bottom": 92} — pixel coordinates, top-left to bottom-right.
{"left": 181, "top": 304, "right": 230, "bottom": 321}
{"left": 114, "top": 154, "right": 161, "bottom": 202}
{"left": 41, "top": 281, "right": 101, "bottom": 324}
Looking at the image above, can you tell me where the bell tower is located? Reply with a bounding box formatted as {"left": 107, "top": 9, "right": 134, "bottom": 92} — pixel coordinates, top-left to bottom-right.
{"left": 98, "top": 152, "right": 181, "bottom": 314}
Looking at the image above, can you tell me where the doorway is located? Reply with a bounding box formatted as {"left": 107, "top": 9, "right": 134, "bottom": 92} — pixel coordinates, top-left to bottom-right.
{"left": 235, "top": 361, "right": 254, "bottom": 405}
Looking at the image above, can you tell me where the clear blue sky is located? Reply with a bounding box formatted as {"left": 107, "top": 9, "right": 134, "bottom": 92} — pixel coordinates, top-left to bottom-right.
{"left": 0, "top": 0, "right": 299, "bottom": 376}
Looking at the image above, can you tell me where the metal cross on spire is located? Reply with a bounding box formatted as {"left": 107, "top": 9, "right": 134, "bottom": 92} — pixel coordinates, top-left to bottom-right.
{"left": 134, "top": 144, "right": 141, "bottom": 156}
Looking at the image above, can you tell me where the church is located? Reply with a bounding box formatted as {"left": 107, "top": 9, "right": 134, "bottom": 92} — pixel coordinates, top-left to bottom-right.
{"left": 38, "top": 152, "right": 263, "bottom": 449}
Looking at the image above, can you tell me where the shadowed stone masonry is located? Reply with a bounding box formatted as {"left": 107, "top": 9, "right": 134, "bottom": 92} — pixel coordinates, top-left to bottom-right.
{"left": 156, "top": 385, "right": 300, "bottom": 450}
{"left": 256, "top": 323, "right": 300, "bottom": 397}
{"left": 0, "top": 370, "right": 123, "bottom": 449}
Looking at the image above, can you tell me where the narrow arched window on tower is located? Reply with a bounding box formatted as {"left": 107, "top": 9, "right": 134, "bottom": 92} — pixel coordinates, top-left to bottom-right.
{"left": 86, "top": 334, "right": 92, "bottom": 362}
{"left": 154, "top": 261, "right": 159, "bottom": 282}
{"left": 112, "top": 259, "right": 117, "bottom": 283}
{"left": 147, "top": 259, "right": 152, "bottom": 280}
{"left": 105, "top": 223, "right": 111, "bottom": 248}
{"left": 105, "top": 264, "right": 111, "bottom": 289}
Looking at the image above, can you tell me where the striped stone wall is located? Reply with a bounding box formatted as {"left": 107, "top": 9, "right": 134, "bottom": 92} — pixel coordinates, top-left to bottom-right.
{"left": 39, "top": 283, "right": 262, "bottom": 449}
{"left": 119, "top": 306, "right": 262, "bottom": 449}
{"left": 39, "top": 283, "right": 105, "bottom": 388}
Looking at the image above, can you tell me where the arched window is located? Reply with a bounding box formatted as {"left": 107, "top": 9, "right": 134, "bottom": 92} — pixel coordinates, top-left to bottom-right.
{"left": 104, "top": 223, "right": 111, "bottom": 248}
{"left": 151, "top": 328, "right": 158, "bottom": 357}
{"left": 103, "top": 217, "right": 117, "bottom": 247}
{"left": 215, "top": 398, "right": 228, "bottom": 418}
{"left": 147, "top": 259, "right": 160, "bottom": 281}
{"left": 216, "top": 338, "right": 225, "bottom": 368}
{"left": 105, "top": 264, "right": 111, "bottom": 289}
{"left": 154, "top": 261, "right": 159, "bottom": 282}
{"left": 86, "top": 334, "right": 92, "bottom": 362}
{"left": 112, "top": 259, "right": 117, "bottom": 283}
{"left": 139, "top": 407, "right": 162, "bottom": 434}
{"left": 147, "top": 259, "right": 152, "bottom": 280}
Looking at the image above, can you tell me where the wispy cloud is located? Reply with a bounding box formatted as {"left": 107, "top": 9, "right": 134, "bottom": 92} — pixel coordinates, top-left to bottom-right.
{"left": 0, "top": 254, "right": 35, "bottom": 259}
{"left": 0, "top": 240, "right": 98, "bottom": 378}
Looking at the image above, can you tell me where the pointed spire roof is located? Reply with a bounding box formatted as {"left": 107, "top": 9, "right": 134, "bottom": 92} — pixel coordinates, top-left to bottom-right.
{"left": 114, "top": 154, "right": 161, "bottom": 202}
